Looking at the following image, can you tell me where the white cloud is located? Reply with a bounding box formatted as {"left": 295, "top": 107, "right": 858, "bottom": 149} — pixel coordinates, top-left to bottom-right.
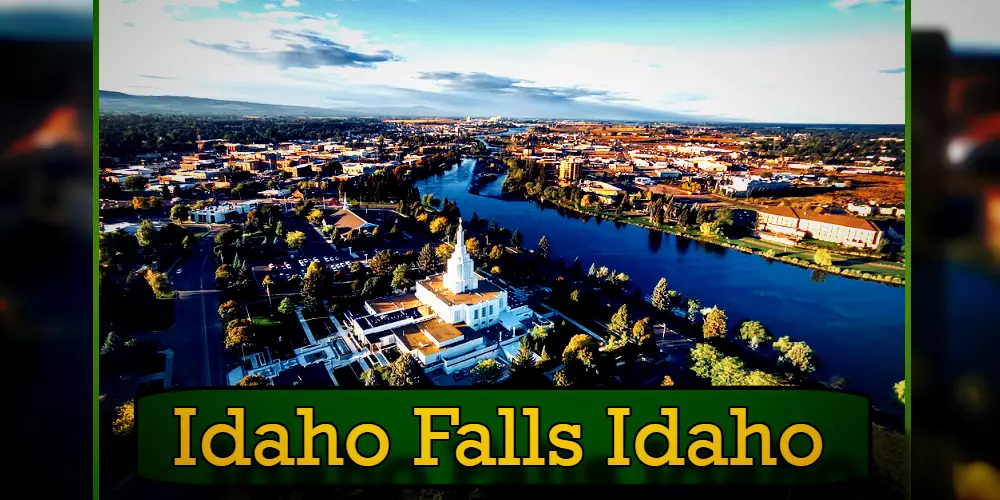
{"left": 264, "top": 3, "right": 276, "bottom": 8}
{"left": 830, "top": 0, "right": 903, "bottom": 10}
{"left": 281, "top": 0, "right": 300, "bottom": 7}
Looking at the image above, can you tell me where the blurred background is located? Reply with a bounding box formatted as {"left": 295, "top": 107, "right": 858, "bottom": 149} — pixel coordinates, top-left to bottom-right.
{"left": 913, "top": 1, "right": 1000, "bottom": 500}
{"left": 0, "top": 0, "right": 93, "bottom": 498}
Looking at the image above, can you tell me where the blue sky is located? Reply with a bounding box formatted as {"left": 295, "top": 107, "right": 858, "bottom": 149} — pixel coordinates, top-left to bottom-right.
{"left": 100, "top": 0, "right": 905, "bottom": 123}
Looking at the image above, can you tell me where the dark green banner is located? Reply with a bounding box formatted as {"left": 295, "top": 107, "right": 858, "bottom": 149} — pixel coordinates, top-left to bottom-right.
{"left": 136, "top": 388, "right": 870, "bottom": 485}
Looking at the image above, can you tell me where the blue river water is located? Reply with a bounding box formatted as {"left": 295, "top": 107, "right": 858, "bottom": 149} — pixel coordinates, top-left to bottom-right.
{"left": 416, "top": 158, "right": 905, "bottom": 413}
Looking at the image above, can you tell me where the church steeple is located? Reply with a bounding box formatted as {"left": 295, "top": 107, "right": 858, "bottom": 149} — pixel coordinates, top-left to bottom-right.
{"left": 443, "top": 218, "right": 478, "bottom": 294}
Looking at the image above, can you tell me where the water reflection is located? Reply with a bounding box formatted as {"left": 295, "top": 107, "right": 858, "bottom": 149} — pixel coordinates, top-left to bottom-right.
{"left": 811, "top": 269, "right": 829, "bottom": 284}
{"left": 675, "top": 236, "right": 691, "bottom": 255}
{"left": 648, "top": 229, "right": 663, "bottom": 253}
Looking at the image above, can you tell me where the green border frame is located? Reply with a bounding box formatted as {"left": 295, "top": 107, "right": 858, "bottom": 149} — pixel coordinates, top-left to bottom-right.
{"left": 89, "top": 0, "right": 913, "bottom": 496}
{"left": 903, "top": 1, "right": 912, "bottom": 500}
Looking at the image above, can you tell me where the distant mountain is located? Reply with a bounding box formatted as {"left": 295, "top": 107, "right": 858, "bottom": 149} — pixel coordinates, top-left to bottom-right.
{"left": 98, "top": 91, "right": 450, "bottom": 118}
{"left": 98, "top": 90, "right": 717, "bottom": 122}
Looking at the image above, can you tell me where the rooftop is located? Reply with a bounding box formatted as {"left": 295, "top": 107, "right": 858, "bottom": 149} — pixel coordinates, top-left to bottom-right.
{"left": 328, "top": 208, "right": 373, "bottom": 231}
{"left": 354, "top": 306, "right": 425, "bottom": 331}
{"left": 757, "top": 206, "right": 880, "bottom": 231}
{"left": 270, "top": 363, "right": 334, "bottom": 387}
{"left": 417, "top": 273, "right": 504, "bottom": 307}
{"left": 365, "top": 293, "right": 424, "bottom": 314}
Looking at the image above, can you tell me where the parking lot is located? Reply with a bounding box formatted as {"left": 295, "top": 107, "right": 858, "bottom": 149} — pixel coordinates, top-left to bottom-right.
{"left": 257, "top": 253, "right": 364, "bottom": 280}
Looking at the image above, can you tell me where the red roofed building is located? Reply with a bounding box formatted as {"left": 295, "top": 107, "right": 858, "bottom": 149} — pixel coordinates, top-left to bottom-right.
{"left": 756, "top": 206, "right": 883, "bottom": 250}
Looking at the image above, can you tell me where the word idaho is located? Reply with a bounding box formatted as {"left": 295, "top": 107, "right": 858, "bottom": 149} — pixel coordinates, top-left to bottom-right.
{"left": 172, "top": 406, "right": 824, "bottom": 468}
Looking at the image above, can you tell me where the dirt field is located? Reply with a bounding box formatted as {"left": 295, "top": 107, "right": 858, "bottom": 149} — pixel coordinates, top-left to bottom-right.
{"left": 762, "top": 174, "right": 906, "bottom": 208}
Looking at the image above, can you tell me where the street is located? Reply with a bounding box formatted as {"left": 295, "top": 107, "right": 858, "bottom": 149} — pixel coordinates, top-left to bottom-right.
{"left": 158, "top": 225, "right": 225, "bottom": 387}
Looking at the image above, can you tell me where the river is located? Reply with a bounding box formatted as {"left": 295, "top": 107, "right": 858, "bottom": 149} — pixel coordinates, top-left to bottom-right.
{"left": 416, "top": 158, "right": 905, "bottom": 414}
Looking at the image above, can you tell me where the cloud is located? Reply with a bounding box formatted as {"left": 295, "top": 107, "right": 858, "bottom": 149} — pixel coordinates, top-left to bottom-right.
{"left": 190, "top": 29, "right": 400, "bottom": 69}
{"left": 415, "top": 71, "right": 632, "bottom": 103}
{"left": 281, "top": 0, "right": 300, "bottom": 7}
{"left": 878, "top": 67, "right": 905, "bottom": 74}
{"left": 830, "top": 0, "right": 903, "bottom": 10}
{"left": 123, "top": 21, "right": 135, "bottom": 27}
{"left": 264, "top": 3, "right": 276, "bottom": 8}
{"left": 139, "top": 74, "right": 175, "bottom": 79}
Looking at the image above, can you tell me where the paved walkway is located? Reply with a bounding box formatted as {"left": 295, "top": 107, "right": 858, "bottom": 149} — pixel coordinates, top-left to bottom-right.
{"left": 295, "top": 308, "right": 318, "bottom": 345}
{"left": 539, "top": 303, "right": 605, "bottom": 341}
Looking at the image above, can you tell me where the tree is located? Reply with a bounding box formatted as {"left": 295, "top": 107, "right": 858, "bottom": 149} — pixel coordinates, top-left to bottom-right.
{"left": 361, "top": 276, "right": 384, "bottom": 297}
{"left": 389, "top": 353, "right": 422, "bottom": 386}
{"left": 690, "top": 343, "right": 723, "bottom": 378}
{"left": 743, "top": 370, "right": 783, "bottom": 386}
{"left": 182, "top": 235, "right": 195, "bottom": 251}
{"left": 711, "top": 356, "right": 748, "bottom": 386}
{"left": 782, "top": 342, "right": 816, "bottom": 373}
{"left": 814, "top": 248, "right": 834, "bottom": 267}
{"left": 465, "top": 237, "right": 481, "bottom": 260}
{"left": 417, "top": 243, "right": 435, "bottom": 273}
{"left": 470, "top": 359, "right": 503, "bottom": 385}
{"left": 123, "top": 175, "right": 147, "bottom": 191}
{"left": 100, "top": 332, "right": 126, "bottom": 356}
{"left": 435, "top": 243, "right": 453, "bottom": 264}
{"left": 687, "top": 299, "right": 701, "bottom": 324}
{"left": 391, "top": 264, "right": 412, "bottom": 291}
{"left": 143, "top": 269, "right": 172, "bottom": 297}
{"left": 429, "top": 216, "right": 449, "bottom": 234}
{"left": 135, "top": 219, "right": 155, "bottom": 247}
{"left": 236, "top": 374, "right": 269, "bottom": 387}
{"left": 301, "top": 261, "right": 330, "bottom": 300}
{"left": 275, "top": 221, "right": 285, "bottom": 237}
{"left": 112, "top": 401, "right": 135, "bottom": 436}
{"left": 893, "top": 380, "right": 905, "bottom": 405}
{"left": 608, "top": 304, "right": 631, "bottom": 338}
{"left": 702, "top": 306, "right": 727, "bottom": 339}
{"left": 369, "top": 250, "right": 394, "bottom": 276}
{"left": 285, "top": 231, "right": 306, "bottom": 249}
{"left": 700, "top": 222, "right": 721, "bottom": 237}
{"left": 509, "top": 337, "right": 539, "bottom": 384}
{"left": 510, "top": 229, "right": 523, "bottom": 250}
{"left": 739, "top": 320, "right": 771, "bottom": 350}
{"left": 224, "top": 321, "right": 253, "bottom": 350}
{"left": 261, "top": 275, "right": 275, "bottom": 307}
{"left": 215, "top": 264, "right": 234, "bottom": 286}
{"left": 489, "top": 245, "right": 505, "bottom": 262}
{"left": 630, "top": 317, "right": 654, "bottom": 355}
{"left": 660, "top": 376, "right": 675, "bottom": 387}
{"left": 307, "top": 208, "right": 324, "bottom": 225}
{"left": 537, "top": 235, "right": 550, "bottom": 261}
{"left": 170, "top": 204, "right": 191, "bottom": 222}
{"left": 277, "top": 297, "right": 296, "bottom": 316}
{"left": 651, "top": 278, "right": 670, "bottom": 311}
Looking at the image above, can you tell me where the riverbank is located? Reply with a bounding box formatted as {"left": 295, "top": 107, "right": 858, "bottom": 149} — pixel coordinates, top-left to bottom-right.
{"left": 532, "top": 197, "right": 905, "bottom": 286}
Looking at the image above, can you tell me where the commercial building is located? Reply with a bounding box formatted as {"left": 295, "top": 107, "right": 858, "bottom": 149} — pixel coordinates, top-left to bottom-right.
{"left": 755, "top": 206, "right": 883, "bottom": 249}
{"left": 559, "top": 157, "right": 582, "bottom": 181}
{"left": 189, "top": 201, "right": 258, "bottom": 224}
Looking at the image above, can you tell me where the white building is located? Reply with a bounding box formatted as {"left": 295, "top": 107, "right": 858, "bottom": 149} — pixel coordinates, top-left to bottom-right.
{"left": 189, "top": 202, "right": 258, "bottom": 224}
{"left": 348, "top": 222, "right": 541, "bottom": 375}
{"left": 720, "top": 176, "right": 791, "bottom": 197}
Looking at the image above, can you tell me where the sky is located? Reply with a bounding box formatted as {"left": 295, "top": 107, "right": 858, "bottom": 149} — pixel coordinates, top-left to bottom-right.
{"left": 99, "top": 0, "right": 905, "bottom": 123}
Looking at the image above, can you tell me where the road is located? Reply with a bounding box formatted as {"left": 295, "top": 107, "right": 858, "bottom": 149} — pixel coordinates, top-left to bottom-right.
{"left": 159, "top": 225, "right": 225, "bottom": 387}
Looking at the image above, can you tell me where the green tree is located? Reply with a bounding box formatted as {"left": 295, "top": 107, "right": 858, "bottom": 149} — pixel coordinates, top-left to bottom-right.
{"left": 389, "top": 353, "right": 422, "bottom": 386}
{"left": 218, "top": 299, "right": 239, "bottom": 323}
{"left": 711, "top": 356, "right": 748, "bottom": 386}
{"left": 690, "top": 343, "right": 723, "bottom": 378}
{"left": 391, "top": 264, "right": 412, "bottom": 291}
{"left": 369, "top": 250, "right": 395, "bottom": 276}
{"left": 537, "top": 235, "right": 551, "bottom": 261}
{"left": 435, "top": 243, "right": 453, "bottom": 264}
{"left": 702, "top": 306, "right": 727, "bottom": 339}
{"left": 361, "top": 276, "right": 384, "bottom": 297}
{"left": 182, "top": 234, "right": 195, "bottom": 251}
{"left": 417, "top": 243, "right": 435, "bottom": 274}
{"left": 100, "top": 332, "right": 125, "bottom": 356}
{"left": 687, "top": 299, "right": 701, "bottom": 324}
{"left": 651, "top": 278, "right": 670, "bottom": 311}
{"left": 470, "top": 359, "right": 503, "bottom": 385}
{"left": 224, "top": 320, "right": 253, "bottom": 350}
{"left": 275, "top": 221, "right": 285, "bottom": 237}
{"left": 814, "top": 248, "right": 834, "bottom": 267}
{"left": 773, "top": 336, "right": 794, "bottom": 354}
{"left": 510, "top": 229, "right": 523, "bottom": 250}
{"left": 135, "top": 219, "right": 155, "bottom": 247}
{"left": 739, "top": 320, "right": 771, "bottom": 350}
{"left": 285, "top": 231, "right": 306, "bottom": 249}
{"left": 123, "top": 175, "right": 147, "bottom": 191}
{"left": 893, "top": 380, "right": 905, "bottom": 405}
{"left": 277, "top": 297, "right": 296, "bottom": 316}
{"left": 608, "top": 304, "right": 631, "bottom": 338}
{"left": 170, "top": 204, "right": 191, "bottom": 222}
{"left": 215, "top": 264, "right": 234, "bottom": 286}
{"left": 782, "top": 341, "right": 816, "bottom": 373}
{"left": 509, "top": 337, "right": 539, "bottom": 384}
{"left": 630, "top": 317, "right": 654, "bottom": 355}
{"left": 301, "top": 260, "right": 329, "bottom": 300}
{"left": 236, "top": 374, "right": 269, "bottom": 387}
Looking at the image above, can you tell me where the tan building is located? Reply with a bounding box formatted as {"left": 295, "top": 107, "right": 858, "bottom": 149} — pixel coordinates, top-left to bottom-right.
{"left": 559, "top": 157, "right": 581, "bottom": 181}
{"left": 756, "top": 206, "right": 883, "bottom": 249}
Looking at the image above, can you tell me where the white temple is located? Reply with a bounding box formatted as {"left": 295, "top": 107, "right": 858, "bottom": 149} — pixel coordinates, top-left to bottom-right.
{"left": 346, "top": 220, "right": 544, "bottom": 376}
